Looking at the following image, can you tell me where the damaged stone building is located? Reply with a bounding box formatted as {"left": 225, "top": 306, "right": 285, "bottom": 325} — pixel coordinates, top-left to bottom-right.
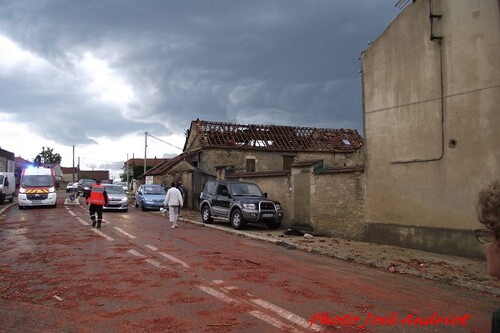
{"left": 143, "top": 119, "right": 365, "bottom": 237}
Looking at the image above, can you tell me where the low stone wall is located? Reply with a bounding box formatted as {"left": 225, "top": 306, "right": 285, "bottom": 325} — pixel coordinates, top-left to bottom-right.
{"left": 227, "top": 166, "right": 365, "bottom": 235}
{"left": 311, "top": 168, "right": 365, "bottom": 240}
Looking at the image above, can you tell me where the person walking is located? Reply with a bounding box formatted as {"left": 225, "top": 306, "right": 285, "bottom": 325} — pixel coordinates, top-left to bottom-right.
{"left": 87, "top": 179, "right": 109, "bottom": 229}
{"left": 176, "top": 181, "right": 186, "bottom": 209}
{"left": 176, "top": 181, "right": 187, "bottom": 216}
{"left": 72, "top": 181, "right": 79, "bottom": 197}
{"left": 164, "top": 181, "right": 183, "bottom": 228}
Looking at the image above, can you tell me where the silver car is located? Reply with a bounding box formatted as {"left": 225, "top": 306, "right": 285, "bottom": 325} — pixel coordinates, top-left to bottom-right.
{"left": 103, "top": 184, "right": 129, "bottom": 212}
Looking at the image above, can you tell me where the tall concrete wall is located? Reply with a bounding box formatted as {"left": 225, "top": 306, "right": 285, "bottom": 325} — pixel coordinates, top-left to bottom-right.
{"left": 361, "top": 0, "right": 500, "bottom": 258}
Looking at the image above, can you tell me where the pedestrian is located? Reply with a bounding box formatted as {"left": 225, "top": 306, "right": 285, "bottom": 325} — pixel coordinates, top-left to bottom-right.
{"left": 72, "top": 181, "right": 79, "bottom": 197}
{"left": 176, "top": 181, "right": 186, "bottom": 208}
{"left": 87, "top": 179, "right": 109, "bottom": 229}
{"left": 475, "top": 180, "right": 500, "bottom": 332}
{"left": 164, "top": 181, "right": 183, "bottom": 228}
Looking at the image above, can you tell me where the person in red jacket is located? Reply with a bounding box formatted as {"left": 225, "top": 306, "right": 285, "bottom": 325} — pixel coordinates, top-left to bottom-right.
{"left": 87, "top": 179, "right": 109, "bottom": 228}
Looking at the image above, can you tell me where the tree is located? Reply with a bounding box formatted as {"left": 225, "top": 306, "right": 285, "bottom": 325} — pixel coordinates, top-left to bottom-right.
{"left": 37, "top": 146, "right": 62, "bottom": 165}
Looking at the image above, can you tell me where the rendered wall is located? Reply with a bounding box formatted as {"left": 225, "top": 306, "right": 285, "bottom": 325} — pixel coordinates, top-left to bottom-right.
{"left": 361, "top": 0, "right": 500, "bottom": 257}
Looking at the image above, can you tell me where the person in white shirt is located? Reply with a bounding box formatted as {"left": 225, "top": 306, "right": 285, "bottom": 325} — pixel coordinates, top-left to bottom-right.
{"left": 163, "top": 182, "right": 184, "bottom": 228}
{"left": 73, "top": 181, "right": 79, "bottom": 197}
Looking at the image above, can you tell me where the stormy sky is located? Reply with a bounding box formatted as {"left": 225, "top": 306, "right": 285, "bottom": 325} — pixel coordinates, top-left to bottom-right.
{"left": 0, "top": 0, "right": 401, "bottom": 178}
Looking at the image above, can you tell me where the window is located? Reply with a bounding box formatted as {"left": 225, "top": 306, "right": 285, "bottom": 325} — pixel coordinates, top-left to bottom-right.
{"left": 246, "top": 158, "right": 255, "bottom": 172}
{"left": 217, "top": 184, "right": 228, "bottom": 196}
{"left": 205, "top": 181, "right": 216, "bottom": 195}
{"left": 283, "top": 155, "right": 295, "bottom": 170}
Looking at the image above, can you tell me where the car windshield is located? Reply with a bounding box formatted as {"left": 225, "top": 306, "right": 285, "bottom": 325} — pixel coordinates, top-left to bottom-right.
{"left": 230, "top": 183, "right": 263, "bottom": 196}
{"left": 105, "top": 185, "right": 125, "bottom": 194}
{"left": 144, "top": 186, "right": 165, "bottom": 195}
{"left": 22, "top": 175, "right": 53, "bottom": 187}
{"left": 0, "top": 175, "right": 4, "bottom": 183}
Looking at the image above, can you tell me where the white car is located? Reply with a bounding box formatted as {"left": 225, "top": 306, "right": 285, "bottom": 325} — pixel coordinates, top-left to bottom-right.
{"left": 66, "top": 182, "right": 75, "bottom": 192}
{"left": 113, "top": 181, "right": 129, "bottom": 193}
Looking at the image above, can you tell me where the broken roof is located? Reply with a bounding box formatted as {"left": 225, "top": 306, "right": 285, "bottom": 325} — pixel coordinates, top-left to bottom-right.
{"left": 191, "top": 120, "right": 363, "bottom": 153}
{"left": 142, "top": 150, "right": 200, "bottom": 177}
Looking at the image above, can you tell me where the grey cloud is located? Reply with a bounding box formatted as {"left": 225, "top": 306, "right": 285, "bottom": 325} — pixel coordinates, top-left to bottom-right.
{"left": 0, "top": 0, "right": 400, "bottom": 148}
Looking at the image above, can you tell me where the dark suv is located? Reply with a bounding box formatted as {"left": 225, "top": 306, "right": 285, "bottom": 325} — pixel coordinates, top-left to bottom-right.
{"left": 199, "top": 180, "right": 283, "bottom": 230}
{"left": 78, "top": 178, "right": 96, "bottom": 198}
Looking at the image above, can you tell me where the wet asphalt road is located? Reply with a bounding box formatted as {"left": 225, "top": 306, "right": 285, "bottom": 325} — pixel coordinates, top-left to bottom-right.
{"left": 0, "top": 195, "right": 497, "bottom": 332}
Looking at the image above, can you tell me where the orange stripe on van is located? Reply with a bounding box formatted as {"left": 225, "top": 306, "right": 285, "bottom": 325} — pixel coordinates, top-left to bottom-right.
{"left": 26, "top": 189, "right": 49, "bottom": 194}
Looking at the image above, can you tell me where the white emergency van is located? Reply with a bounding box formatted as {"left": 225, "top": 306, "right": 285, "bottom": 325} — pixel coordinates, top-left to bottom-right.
{"left": 0, "top": 172, "right": 15, "bottom": 205}
{"left": 18, "top": 166, "right": 57, "bottom": 208}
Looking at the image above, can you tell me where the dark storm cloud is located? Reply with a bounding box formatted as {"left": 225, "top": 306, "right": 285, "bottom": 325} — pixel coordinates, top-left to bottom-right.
{"left": 0, "top": 0, "right": 400, "bottom": 147}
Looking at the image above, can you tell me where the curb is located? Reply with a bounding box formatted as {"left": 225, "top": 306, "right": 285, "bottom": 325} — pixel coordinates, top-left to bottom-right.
{"left": 0, "top": 202, "right": 17, "bottom": 215}
{"left": 179, "top": 216, "right": 500, "bottom": 297}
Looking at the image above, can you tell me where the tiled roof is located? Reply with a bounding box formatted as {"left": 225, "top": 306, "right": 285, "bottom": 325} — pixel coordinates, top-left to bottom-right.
{"left": 61, "top": 167, "right": 78, "bottom": 173}
{"left": 78, "top": 170, "right": 110, "bottom": 181}
{"left": 143, "top": 150, "right": 200, "bottom": 177}
{"left": 15, "top": 156, "right": 32, "bottom": 167}
{"left": 192, "top": 120, "right": 363, "bottom": 152}
{"left": 123, "top": 158, "right": 169, "bottom": 169}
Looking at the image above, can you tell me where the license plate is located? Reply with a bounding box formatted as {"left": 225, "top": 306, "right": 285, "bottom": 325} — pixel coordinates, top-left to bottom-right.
{"left": 262, "top": 213, "right": 274, "bottom": 217}
{"left": 32, "top": 200, "right": 42, "bottom": 203}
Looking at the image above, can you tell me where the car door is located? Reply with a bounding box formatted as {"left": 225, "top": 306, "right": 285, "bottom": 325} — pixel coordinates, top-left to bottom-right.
{"left": 136, "top": 185, "right": 144, "bottom": 205}
{"left": 212, "top": 183, "right": 230, "bottom": 218}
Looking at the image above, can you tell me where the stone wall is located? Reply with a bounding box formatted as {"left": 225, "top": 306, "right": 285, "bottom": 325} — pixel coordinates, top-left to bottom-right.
{"left": 201, "top": 148, "right": 363, "bottom": 175}
{"left": 311, "top": 169, "right": 365, "bottom": 240}
{"left": 226, "top": 165, "right": 365, "bottom": 237}
{"left": 228, "top": 172, "right": 292, "bottom": 226}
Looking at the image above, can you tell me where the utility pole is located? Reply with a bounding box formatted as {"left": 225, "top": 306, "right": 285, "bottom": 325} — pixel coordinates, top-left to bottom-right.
{"left": 126, "top": 153, "right": 130, "bottom": 188}
{"left": 142, "top": 131, "right": 182, "bottom": 181}
{"left": 72, "top": 145, "right": 75, "bottom": 183}
{"left": 144, "top": 131, "right": 148, "bottom": 175}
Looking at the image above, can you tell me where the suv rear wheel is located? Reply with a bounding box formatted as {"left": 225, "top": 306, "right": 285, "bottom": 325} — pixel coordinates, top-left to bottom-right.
{"left": 230, "top": 208, "right": 246, "bottom": 230}
{"left": 201, "top": 205, "right": 213, "bottom": 224}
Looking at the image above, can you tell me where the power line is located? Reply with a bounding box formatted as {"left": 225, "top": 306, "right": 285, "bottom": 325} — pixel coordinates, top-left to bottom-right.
{"left": 146, "top": 132, "right": 183, "bottom": 151}
{"left": 144, "top": 131, "right": 184, "bottom": 175}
